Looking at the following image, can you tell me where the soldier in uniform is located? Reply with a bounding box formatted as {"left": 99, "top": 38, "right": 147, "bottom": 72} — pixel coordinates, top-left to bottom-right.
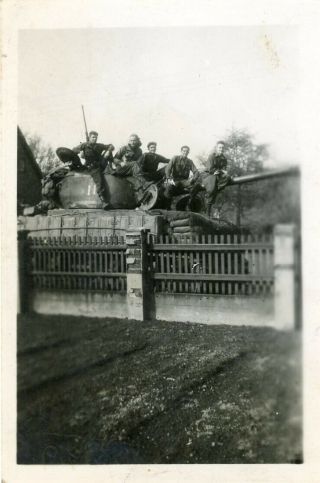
{"left": 112, "top": 134, "right": 143, "bottom": 177}
{"left": 134, "top": 142, "right": 169, "bottom": 182}
{"left": 164, "top": 146, "right": 200, "bottom": 199}
{"left": 201, "top": 140, "right": 232, "bottom": 216}
{"left": 72, "top": 131, "right": 114, "bottom": 209}
{"left": 41, "top": 146, "right": 87, "bottom": 211}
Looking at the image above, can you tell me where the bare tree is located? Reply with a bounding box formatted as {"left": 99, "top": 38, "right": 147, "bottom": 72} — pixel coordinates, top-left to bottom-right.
{"left": 223, "top": 128, "right": 268, "bottom": 176}
{"left": 223, "top": 129, "right": 269, "bottom": 226}
{"left": 25, "top": 132, "right": 62, "bottom": 176}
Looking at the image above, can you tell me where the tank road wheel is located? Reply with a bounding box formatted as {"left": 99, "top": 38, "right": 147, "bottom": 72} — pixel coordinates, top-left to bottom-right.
{"left": 188, "top": 193, "right": 205, "bottom": 213}
{"left": 138, "top": 184, "right": 159, "bottom": 211}
{"left": 171, "top": 194, "right": 190, "bottom": 211}
{"left": 171, "top": 193, "right": 204, "bottom": 213}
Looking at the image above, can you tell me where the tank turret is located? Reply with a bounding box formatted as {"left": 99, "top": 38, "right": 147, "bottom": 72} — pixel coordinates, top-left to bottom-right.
{"left": 59, "top": 172, "right": 137, "bottom": 210}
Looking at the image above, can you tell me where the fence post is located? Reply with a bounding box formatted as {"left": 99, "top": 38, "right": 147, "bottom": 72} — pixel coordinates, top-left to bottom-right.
{"left": 274, "top": 224, "right": 297, "bottom": 330}
{"left": 18, "top": 230, "right": 30, "bottom": 314}
{"left": 125, "top": 229, "right": 154, "bottom": 321}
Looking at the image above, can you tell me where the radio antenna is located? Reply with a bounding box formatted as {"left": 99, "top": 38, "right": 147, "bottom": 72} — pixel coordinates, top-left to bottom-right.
{"left": 81, "top": 105, "right": 89, "bottom": 142}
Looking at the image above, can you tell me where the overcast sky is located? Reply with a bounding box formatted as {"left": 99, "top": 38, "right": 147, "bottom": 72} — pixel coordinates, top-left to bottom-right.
{"left": 18, "top": 26, "right": 298, "bottom": 166}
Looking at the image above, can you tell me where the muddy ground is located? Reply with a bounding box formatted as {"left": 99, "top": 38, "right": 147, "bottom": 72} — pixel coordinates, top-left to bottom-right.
{"left": 17, "top": 314, "right": 302, "bottom": 464}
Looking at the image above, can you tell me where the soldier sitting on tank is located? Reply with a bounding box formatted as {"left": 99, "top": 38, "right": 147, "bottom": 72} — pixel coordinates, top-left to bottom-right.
{"left": 112, "top": 134, "right": 143, "bottom": 177}
{"left": 164, "top": 146, "right": 200, "bottom": 201}
{"left": 134, "top": 141, "right": 169, "bottom": 182}
{"left": 201, "top": 140, "right": 232, "bottom": 216}
{"left": 35, "top": 148, "right": 81, "bottom": 213}
{"left": 72, "top": 131, "right": 115, "bottom": 210}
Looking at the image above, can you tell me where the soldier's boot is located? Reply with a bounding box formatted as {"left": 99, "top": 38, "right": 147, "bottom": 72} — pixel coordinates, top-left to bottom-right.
{"left": 97, "top": 190, "right": 112, "bottom": 210}
{"left": 97, "top": 187, "right": 112, "bottom": 210}
{"left": 101, "top": 199, "right": 113, "bottom": 210}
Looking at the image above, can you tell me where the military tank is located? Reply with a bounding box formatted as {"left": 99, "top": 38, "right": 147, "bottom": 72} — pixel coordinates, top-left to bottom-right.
{"left": 18, "top": 164, "right": 299, "bottom": 239}
{"left": 56, "top": 165, "right": 299, "bottom": 211}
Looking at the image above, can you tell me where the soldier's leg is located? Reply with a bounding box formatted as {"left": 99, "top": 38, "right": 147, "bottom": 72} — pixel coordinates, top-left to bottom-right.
{"left": 89, "top": 168, "right": 111, "bottom": 209}
{"left": 189, "top": 181, "right": 204, "bottom": 196}
{"left": 56, "top": 147, "right": 84, "bottom": 170}
{"left": 164, "top": 183, "right": 176, "bottom": 199}
{"left": 154, "top": 167, "right": 166, "bottom": 182}
{"left": 177, "top": 180, "right": 193, "bottom": 195}
{"left": 217, "top": 173, "right": 232, "bottom": 191}
{"left": 202, "top": 174, "right": 218, "bottom": 214}
{"left": 113, "top": 162, "right": 136, "bottom": 177}
{"left": 202, "top": 173, "right": 217, "bottom": 196}
{"left": 170, "top": 182, "right": 187, "bottom": 196}
{"left": 163, "top": 183, "right": 186, "bottom": 210}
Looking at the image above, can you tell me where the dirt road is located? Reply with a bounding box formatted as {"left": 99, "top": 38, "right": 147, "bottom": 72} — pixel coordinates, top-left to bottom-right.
{"left": 18, "top": 314, "right": 302, "bottom": 464}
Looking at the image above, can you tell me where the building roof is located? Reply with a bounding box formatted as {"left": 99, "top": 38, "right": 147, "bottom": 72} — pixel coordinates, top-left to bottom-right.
{"left": 17, "top": 126, "right": 43, "bottom": 179}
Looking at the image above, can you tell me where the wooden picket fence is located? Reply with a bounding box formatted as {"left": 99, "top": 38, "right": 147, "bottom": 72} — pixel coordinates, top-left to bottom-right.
{"left": 28, "top": 236, "right": 127, "bottom": 292}
{"left": 148, "top": 233, "right": 274, "bottom": 296}
{"left": 18, "top": 225, "right": 301, "bottom": 329}
{"left": 22, "top": 231, "right": 274, "bottom": 299}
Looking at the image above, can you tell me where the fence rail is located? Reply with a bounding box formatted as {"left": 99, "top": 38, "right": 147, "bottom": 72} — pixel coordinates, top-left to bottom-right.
{"left": 150, "top": 233, "right": 273, "bottom": 244}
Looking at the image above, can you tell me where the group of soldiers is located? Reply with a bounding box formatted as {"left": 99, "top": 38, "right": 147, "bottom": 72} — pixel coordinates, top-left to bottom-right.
{"left": 55, "top": 132, "right": 232, "bottom": 215}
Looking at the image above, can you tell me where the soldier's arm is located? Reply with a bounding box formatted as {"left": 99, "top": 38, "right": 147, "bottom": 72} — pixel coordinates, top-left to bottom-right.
{"left": 105, "top": 143, "right": 115, "bottom": 152}
{"left": 165, "top": 157, "right": 175, "bottom": 178}
{"left": 157, "top": 154, "right": 170, "bottom": 164}
{"left": 135, "top": 153, "right": 144, "bottom": 169}
{"left": 206, "top": 153, "right": 216, "bottom": 173}
{"left": 113, "top": 146, "right": 125, "bottom": 166}
{"left": 101, "top": 144, "right": 115, "bottom": 159}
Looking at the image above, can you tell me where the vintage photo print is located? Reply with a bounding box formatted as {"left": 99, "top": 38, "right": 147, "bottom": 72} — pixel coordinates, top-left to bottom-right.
{"left": 2, "top": 1, "right": 320, "bottom": 482}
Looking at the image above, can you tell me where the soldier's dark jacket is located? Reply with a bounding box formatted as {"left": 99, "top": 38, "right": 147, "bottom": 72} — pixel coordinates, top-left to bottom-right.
{"left": 138, "top": 152, "right": 169, "bottom": 177}
{"left": 73, "top": 142, "right": 113, "bottom": 169}
{"left": 206, "top": 153, "right": 228, "bottom": 173}
{"left": 165, "top": 155, "right": 199, "bottom": 182}
{"left": 113, "top": 144, "right": 143, "bottom": 164}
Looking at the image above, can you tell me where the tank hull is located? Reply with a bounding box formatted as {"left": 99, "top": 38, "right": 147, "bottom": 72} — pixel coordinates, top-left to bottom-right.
{"left": 18, "top": 208, "right": 236, "bottom": 238}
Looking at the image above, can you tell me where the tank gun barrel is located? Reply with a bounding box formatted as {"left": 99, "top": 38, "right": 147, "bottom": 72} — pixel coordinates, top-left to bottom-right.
{"left": 230, "top": 166, "right": 300, "bottom": 186}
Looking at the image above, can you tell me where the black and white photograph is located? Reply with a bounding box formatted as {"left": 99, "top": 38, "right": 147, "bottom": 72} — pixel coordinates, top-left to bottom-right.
{"left": 2, "top": 0, "right": 320, "bottom": 481}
